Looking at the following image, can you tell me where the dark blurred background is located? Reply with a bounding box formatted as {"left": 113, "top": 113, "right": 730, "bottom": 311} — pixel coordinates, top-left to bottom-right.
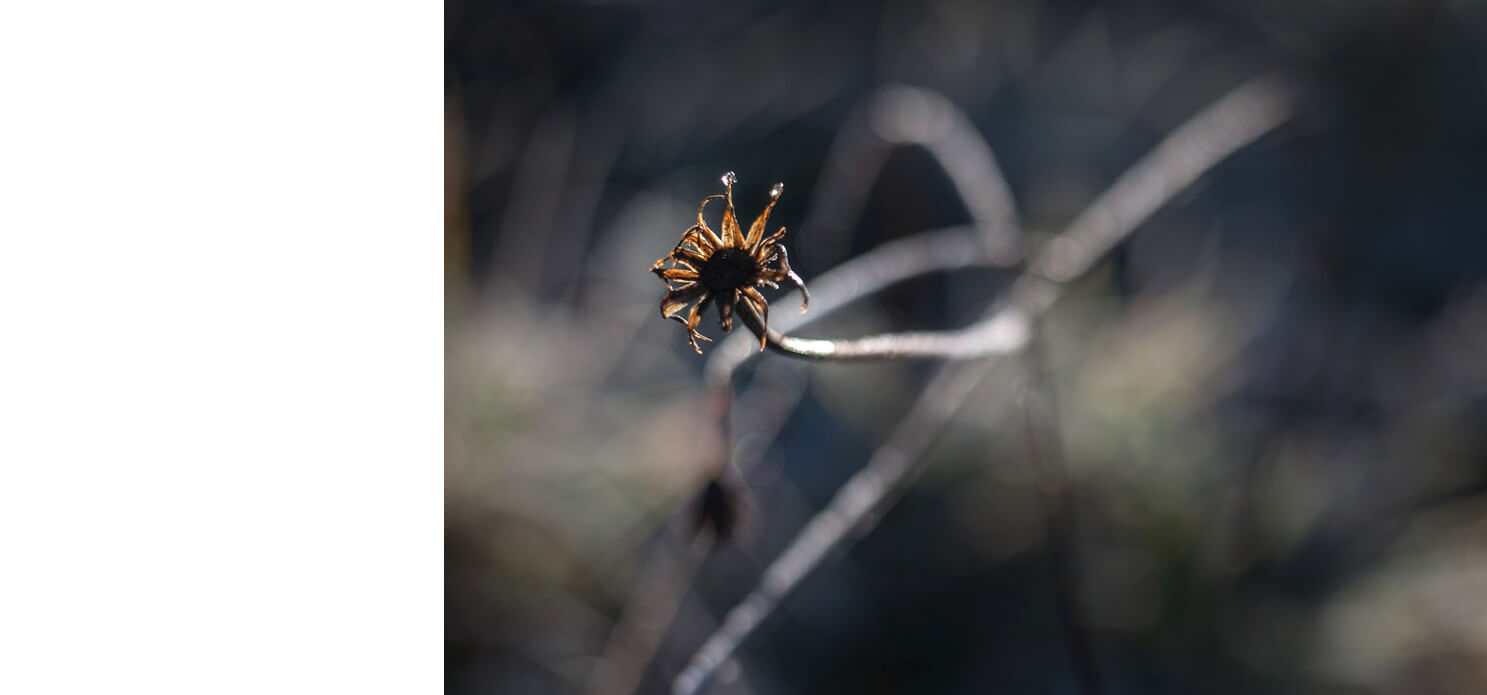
{"left": 446, "top": 1, "right": 1487, "bottom": 693}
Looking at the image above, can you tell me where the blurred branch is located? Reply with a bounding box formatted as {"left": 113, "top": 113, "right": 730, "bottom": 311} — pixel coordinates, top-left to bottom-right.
{"left": 877, "top": 85, "right": 1022, "bottom": 257}
{"left": 723, "top": 76, "right": 1291, "bottom": 368}
{"left": 585, "top": 532, "right": 714, "bottom": 695}
{"left": 677, "top": 355, "right": 1001, "bottom": 695}
{"left": 673, "top": 75, "right": 1292, "bottom": 695}
{"left": 702, "top": 81, "right": 1029, "bottom": 474}
{"left": 1034, "top": 77, "right": 1290, "bottom": 282}
{"left": 491, "top": 105, "right": 577, "bottom": 295}
{"left": 1022, "top": 321, "right": 1102, "bottom": 693}
{"left": 802, "top": 84, "right": 1023, "bottom": 267}
{"left": 727, "top": 359, "right": 812, "bottom": 479}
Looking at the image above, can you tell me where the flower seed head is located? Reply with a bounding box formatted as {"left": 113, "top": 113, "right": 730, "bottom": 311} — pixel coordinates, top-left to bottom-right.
{"left": 699, "top": 247, "right": 757, "bottom": 293}
{"left": 648, "top": 172, "right": 811, "bottom": 354}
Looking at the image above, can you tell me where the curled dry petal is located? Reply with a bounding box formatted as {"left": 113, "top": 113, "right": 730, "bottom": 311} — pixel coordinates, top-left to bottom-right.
{"left": 650, "top": 172, "right": 809, "bottom": 354}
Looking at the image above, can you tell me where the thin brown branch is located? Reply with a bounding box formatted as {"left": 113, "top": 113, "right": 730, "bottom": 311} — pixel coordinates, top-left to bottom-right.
{"left": 672, "top": 75, "right": 1291, "bottom": 695}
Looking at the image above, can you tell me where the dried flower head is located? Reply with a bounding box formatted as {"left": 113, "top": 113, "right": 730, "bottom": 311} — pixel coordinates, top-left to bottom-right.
{"left": 651, "top": 172, "right": 810, "bottom": 353}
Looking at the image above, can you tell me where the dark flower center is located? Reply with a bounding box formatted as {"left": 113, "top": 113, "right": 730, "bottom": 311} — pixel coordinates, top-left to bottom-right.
{"left": 700, "top": 247, "right": 757, "bottom": 292}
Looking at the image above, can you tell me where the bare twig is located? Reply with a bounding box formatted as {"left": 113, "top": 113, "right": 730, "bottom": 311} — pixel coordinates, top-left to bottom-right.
{"left": 724, "top": 76, "right": 1291, "bottom": 367}
{"left": 796, "top": 105, "right": 889, "bottom": 268}
{"left": 1036, "top": 77, "right": 1290, "bottom": 282}
{"left": 673, "top": 75, "right": 1291, "bottom": 695}
{"left": 802, "top": 84, "right": 1022, "bottom": 267}
{"left": 738, "top": 299, "right": 1034, "bottom": 362}
{"left": 705, "top": 226, "right": 1014, "bottom": 384}
{"left": 708, "top": 83, "right": 1026, "bottom": 382}
{"left": 871, "top": 84, "right": 1022, "bottom": 259}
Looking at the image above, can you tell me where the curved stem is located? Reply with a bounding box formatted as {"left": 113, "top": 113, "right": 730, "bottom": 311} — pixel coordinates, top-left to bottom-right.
{"left": 704, "top": 226, "right": 1011, "bottom": 384}
{"left": 672, "top": 75, "right": 1292, "bottom": 695}
{"left": 737, "top": 297, "right": 1033, "bottom": 362}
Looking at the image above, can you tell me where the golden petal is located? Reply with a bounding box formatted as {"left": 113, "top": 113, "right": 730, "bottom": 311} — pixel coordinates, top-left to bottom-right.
{"left": 717, "top": 290, "right": 737, "bottom": 332}
{"left": 746, "top": 182, "right": 783, "bottom": 248}
{"left": 674, "top": 248, "right": 708, "bottom": 268}
{"left": 659, "top": 284, "right": 703, "bottom": 318}
{"left": 660, "top": 267, "right": 699, "bottom": 282}
{"left": 756, "top": 225, "right": 787, "bottom": 253}
{"left": 742, "top": 286, "right": 770, "bottom": 351}
{"left": 694, "top": 199, "right": 726, "bottom": 251}
{"left": 683, "top": 294, "right": 713, "bottom": 353}
{"left": 719, "top": 172, "right": 742, "bottom": 247}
